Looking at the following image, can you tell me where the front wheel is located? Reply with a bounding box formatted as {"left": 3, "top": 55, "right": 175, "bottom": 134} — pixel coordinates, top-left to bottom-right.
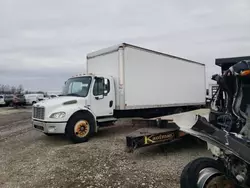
{"left": 180, "top": 157, "right": 236, "bottom": 188}
{"left": 66, "top": 112, "right": 95, "bottom": 143}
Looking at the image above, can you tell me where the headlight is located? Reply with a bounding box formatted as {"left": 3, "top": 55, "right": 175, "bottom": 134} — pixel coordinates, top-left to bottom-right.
{"left": 49, "top": 112, "right": 66, "bottom": 118}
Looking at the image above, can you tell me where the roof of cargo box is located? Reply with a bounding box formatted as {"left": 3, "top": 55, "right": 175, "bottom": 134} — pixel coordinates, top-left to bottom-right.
{"left": 86, "top": 43, "right": 204, "bottom": 66}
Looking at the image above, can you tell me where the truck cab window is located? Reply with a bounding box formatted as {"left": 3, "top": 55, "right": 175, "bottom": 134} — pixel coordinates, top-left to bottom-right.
{"left": 93, "top": 78, "right": 104, "bottom": 96}
{"left": 104, "top": 78, "right": 110, "bottom": 95}
{"left": 70, "top": 82, "right": 85, "bottom": 93}
{"left": 63, "top": 76, "right": 92, "bottom": 97}
{"left": 93, "top": 78, "right": 111, "bottom": 96}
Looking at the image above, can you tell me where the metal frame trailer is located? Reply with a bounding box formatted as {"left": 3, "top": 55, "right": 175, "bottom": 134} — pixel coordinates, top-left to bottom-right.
{"left": 125, "top": 108, "right": 211, "bottom": 152}
{"left": 125, "top": 117, "right": 188, "bottom": 152}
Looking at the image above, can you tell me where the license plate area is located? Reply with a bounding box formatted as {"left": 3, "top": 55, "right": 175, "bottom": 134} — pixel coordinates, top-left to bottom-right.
{"left": 33, "top": 121, "right": 45, "bottom": 131}
{"left": 34, "top": 124, "right": 44, "bottom": 131}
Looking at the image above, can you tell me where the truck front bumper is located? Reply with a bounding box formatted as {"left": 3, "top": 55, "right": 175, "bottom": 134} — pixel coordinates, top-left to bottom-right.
{"left": 32, "top": 120, "right": 67, "bottom": 134}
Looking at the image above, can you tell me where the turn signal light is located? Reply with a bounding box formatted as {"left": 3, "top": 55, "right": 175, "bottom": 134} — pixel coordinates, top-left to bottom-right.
{"left": 241, "top": 70, "right": 250, "bottom": 76}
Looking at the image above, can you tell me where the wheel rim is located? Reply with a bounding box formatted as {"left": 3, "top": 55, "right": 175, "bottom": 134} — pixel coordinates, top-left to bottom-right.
{"left": 197, "top": 168, "right": 235, "bottom": 188}
{"left": 74, "top": 120, "right": 90, "bottom": 138}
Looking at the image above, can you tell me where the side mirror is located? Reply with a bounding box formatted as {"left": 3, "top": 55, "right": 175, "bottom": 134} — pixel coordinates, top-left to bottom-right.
{"left": 103, "top": 78, "right": 109, "bottom": 96}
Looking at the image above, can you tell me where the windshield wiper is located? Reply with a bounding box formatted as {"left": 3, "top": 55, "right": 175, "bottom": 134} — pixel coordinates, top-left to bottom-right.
{"left": 66, "top": 93, "right": 81, "bottom": 97}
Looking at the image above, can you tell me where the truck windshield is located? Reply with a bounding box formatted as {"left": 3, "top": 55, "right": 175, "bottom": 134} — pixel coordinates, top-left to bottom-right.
{"left": 63, "top": 76, "right": 92, "bottom": 97}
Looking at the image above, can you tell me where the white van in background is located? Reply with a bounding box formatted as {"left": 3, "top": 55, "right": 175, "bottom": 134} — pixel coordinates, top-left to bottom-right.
{"left": 24, "top": 94, "right": 44, "bottom": 105}
{"left": 0, "top": 95, "right": 5, "bottom": 106}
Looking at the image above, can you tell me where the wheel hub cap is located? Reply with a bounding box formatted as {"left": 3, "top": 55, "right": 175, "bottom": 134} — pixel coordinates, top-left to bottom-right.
{"left": 206, "top": 176, "right": 235, "bottom": 188}
{"left": 74, "top": 120, "right": 90, "bottom": 138}
{"left": 197, "top": 168, "right": 235, "bottom": 188}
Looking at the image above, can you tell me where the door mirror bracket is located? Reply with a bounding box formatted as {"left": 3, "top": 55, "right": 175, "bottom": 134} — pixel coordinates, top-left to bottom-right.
{"left": 95, "top": 95, "right": 104, "bottom": 100}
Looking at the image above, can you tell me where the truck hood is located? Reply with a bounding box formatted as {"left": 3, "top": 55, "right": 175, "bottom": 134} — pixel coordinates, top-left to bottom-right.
{"left": 34, "top": 96, "right": 84, "bottom": 108}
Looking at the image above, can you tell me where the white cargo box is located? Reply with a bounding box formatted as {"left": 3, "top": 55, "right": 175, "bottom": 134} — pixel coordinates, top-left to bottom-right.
{"left": 86, "top": 43, "right": 206, "bottom": 110}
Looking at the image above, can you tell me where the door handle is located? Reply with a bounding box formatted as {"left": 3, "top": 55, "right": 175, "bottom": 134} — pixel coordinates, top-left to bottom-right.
{"left": 109, "top": 100, "right": 113, "bottom": 107}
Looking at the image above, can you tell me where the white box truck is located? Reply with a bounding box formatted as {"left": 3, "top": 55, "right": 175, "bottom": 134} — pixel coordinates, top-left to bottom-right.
{"left": 32, "top": 43, "right": 206, "bottom": 143}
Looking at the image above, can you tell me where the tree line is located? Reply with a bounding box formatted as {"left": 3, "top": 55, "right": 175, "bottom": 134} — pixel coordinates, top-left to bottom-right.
{"left": 0, "top": 84, "right": 24, "bottom": 94}
{"left": 0, "top": 84, "right": 46, "bottom": 95}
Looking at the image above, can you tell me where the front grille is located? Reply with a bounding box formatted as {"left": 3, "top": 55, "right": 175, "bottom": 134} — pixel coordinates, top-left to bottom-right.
{"left": 33, "top": 106, "right": 45, "bottom": 120}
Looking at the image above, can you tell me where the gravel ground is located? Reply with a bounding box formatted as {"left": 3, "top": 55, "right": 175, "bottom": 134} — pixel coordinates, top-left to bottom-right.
{"left": 0, "top": 107, "right": 211, "bottom": 188}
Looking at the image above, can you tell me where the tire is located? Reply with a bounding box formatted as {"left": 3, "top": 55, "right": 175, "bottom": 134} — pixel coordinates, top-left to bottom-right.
{"left": 66, "top": 112, "right": 95, "bottom": 143}
{"left": 180, "top": 157, "right": 225, "bottom": 188}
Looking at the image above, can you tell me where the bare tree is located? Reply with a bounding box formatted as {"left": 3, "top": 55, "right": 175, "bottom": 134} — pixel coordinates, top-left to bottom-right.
{"left": 0, "top": 85, "right": 5, "bottom": 93}
{"left": 11, "top": 86, "right": 17, "bottom": 94}
{"left": 4, "top": 85, "right": 10, "bottom": 94}
{"left": 17, "top": 84, "right": 24, "bottom": 94}
{"left": 0, "top": 84, "right": 30, "bottom": 94}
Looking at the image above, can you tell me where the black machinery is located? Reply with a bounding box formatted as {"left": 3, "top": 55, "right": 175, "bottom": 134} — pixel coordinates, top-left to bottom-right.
{"left": 179, "top": 56, "right": 250, "bottom": 188}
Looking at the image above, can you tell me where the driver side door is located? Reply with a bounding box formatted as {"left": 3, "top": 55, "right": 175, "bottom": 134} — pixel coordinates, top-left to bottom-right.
{"left": 90, "top": 77, "right": 114, "bottom": 117}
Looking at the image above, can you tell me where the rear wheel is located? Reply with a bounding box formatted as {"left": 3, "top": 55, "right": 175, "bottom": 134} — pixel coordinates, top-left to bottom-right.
{"left": 66, "top": 112, "right": 95, "bottom": 143}
{"left": 180, "top": 157, "right": 236, "bottom": 188}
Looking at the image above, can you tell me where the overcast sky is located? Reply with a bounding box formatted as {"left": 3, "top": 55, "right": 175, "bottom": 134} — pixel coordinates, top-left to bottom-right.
{"left": 1, "top": 0, "right": 250, "bottom": 92}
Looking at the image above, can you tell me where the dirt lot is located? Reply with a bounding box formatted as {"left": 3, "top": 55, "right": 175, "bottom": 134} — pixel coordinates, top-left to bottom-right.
{"left": 0, "top": 107, "right": 211, "bottom": 188}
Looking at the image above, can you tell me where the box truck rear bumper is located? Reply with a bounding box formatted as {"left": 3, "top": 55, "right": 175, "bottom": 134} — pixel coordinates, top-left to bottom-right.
{"left": 33, "top": 120, "right": 67, "bottom": 134}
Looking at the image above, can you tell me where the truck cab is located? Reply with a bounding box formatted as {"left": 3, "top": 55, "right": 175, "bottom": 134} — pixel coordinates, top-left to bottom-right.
{"left": 32, "top": 74, "right": 116, "bottom": 143}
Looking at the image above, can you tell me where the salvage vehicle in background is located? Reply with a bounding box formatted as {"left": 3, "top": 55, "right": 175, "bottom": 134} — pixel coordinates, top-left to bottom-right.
{"left": 179, "top": 56, "right": 250, "bottom": 188}
{"left": 32, "top": 43, "right": 206, "bottom": 143}
{"left": 13, "top": 94, "right": 26, "bottom": 108}
{"left": 4, "top": 94, "right": 14, "bottom": 106}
